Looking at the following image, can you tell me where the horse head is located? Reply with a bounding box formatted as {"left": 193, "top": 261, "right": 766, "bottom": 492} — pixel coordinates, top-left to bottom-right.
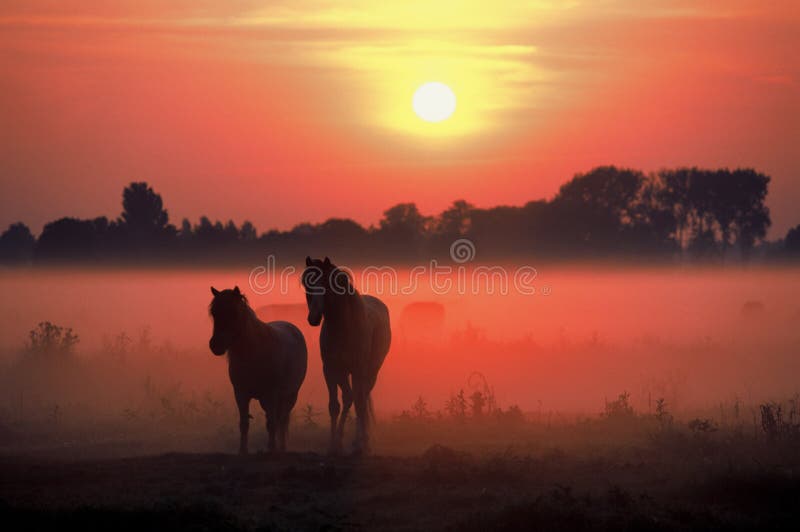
{"left": 302, "top": 256, "right": 353, "bottom": 326}
{"left": 208, "top": 285, "right": 248, "bottom": 355}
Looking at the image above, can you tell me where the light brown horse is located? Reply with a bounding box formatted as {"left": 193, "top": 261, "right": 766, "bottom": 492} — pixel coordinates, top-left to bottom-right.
{"left": 302, "top": 257, "right": 391, "bottom": 455}
{"left": 209, "top": 286, "right": 307, "bottom": 454}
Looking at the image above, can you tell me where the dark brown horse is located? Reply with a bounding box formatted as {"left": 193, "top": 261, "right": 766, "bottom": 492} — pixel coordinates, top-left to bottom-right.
{"left": 302, "top": 257, "right": 391, "bottom": 455}
{"left": 209, "top": 286, "right": 307, "bottom": 454}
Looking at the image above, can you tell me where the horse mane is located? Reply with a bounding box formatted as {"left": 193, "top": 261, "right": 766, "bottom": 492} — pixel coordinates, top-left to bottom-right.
{"left": 302, "top": 258, "right": 357, "bottom": 297}
{"left": 209, "top": 290, "right": 256, "bottom": 320}
{"left": 330, "top": 266, "right": 355, "bottom": 295}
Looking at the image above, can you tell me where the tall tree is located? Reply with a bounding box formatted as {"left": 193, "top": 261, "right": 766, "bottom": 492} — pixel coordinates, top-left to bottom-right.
{"left": 552, "top": 166, "right": 646, "bottom": 253}
{"left": 436, "top": 200, "right": 474, "bottom": 237}
{"left": 120, "top": 182, "right": 174, "bottom": 245}
{"left": 657, "top": 168, "right": 693, "bottom": 250}
{"left": 728, "top": 169, "right": 770, "bottom": 260}
{"left": 378, "top": 203, "right": 430, "bottom": 256}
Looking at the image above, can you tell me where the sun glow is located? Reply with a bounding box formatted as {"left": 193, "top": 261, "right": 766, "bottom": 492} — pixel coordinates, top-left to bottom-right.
{"left": 413, "top": 82, "right": 456, "bottom": 123}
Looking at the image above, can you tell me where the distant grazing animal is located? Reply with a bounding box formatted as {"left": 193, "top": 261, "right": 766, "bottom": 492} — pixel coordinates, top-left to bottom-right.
{"left": 399, "top": 301, "right": 446, "bottom": 345}
{"left": 209, "top": 286, "right": 307, "bottom": 454}
{"left": 741, "top": 300, "right": 765, "bottom": 317}
{"left": 302, "top": 257, "right": 391, "bottom": 455}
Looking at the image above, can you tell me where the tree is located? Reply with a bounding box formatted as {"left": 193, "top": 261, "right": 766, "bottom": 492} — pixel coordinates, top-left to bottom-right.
{"left": 380, "top": 203, "right": 428, "bottom": 235}
{"left": 411, "top": 396, "right": 431, "bottom": 419}
{"left": 552, "top": 166, "right": 647, "bottom": 253}
{"left": 119, "top": 182, "right": 174, "bottom": 247}
{"left": 469, "top": 205, "right": 526, "bottom": 257}
{"left": 626, "top": 174, "right": 678, "bottom": 254}
{"left": 377, "top": 203, "right": 430, "bottom": 256}
{"left": 655, "top": 168, "right": 769, "bottom": 260}
{"left": 35, "top": 217, "right": 111, "bottom": 261}
{"left": 785, "top": 224, "right": 800, "bottom": 256}
{"left": 194, "top": 216, "right": 225, "bottom": 247}
{"left": 0, "top": 222, "right": 35, "bottom": 263}
{"left": 657, "top": 168, "right": 693, "bottom": 250}
{"left": 728, "top": 169, "right": 770, "bottom": 260}
{"left": 223, "top": 220, "right": 240, "bottom": 243}
{"left": 178, "top": 218, "right": 194, "bottom": 242}
{"left": 436, "top": 200, "right": 474, "bottom": 237}
{"left": 240, "top": 220, "right": 257, "bottom": 241}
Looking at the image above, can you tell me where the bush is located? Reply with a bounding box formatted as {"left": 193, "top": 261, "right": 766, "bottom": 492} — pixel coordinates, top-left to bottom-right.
{"left": 26, "top": 322, "right": 79, "bottom": 357}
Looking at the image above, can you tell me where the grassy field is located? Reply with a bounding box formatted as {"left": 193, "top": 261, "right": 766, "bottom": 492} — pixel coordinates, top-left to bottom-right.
{"left": 2, "top": 413, "right": 799, "bottom": 531}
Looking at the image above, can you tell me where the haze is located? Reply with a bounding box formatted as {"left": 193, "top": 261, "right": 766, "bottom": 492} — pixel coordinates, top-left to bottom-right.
{"left": 2, "top": 266, "right": 797, "bottom": 416}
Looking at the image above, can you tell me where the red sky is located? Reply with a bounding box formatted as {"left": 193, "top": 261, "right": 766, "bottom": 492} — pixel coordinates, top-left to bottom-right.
{"left": 1, "top": 0, "right": 798, "bottom": 237}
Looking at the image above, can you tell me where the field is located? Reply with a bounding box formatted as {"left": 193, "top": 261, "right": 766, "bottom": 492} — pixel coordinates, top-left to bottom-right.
{"left": 1, "top": 267, "right": 799, "bottom": 529}
{"left": 2, "top": 413, "right": 800, "bottom": 531}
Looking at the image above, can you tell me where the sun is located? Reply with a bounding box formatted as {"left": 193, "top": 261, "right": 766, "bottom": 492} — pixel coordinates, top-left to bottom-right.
{"left": 412, "top": 82, "right": 456, "bottom": 123}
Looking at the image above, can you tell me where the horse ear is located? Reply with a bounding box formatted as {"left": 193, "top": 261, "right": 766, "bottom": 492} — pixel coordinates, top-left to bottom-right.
{"left": 233, "top": 286, "right": 241, "bottom": 295}
{"left": 211, "top": 286, "right": 220, "bottom": 296}
{"left": 323, "top": 257, "right": 331, "bottom": 267}
{"left": 305, "top": 256, "right": 312, "bottom": 267}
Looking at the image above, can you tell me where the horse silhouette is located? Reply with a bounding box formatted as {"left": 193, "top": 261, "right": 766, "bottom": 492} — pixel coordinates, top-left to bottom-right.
{"left": 255, "top": 303, "right": 310, "bottom": 325}
{"left": 302, "top": 257, "right": 391, "bottom": 455}
{"left": 209, "top": 286, "right": 307, "bottom": 454}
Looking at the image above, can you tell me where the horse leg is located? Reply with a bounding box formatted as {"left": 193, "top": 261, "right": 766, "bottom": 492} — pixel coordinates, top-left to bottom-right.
{"left": 336, "top": 376, "right": 353, "bottom": 444}
{"left": 324, "top": 368, "right": 342, "bottom": 455}
{"left": 279, "top": 404, "right": 290, "bottom": 452}
{"left": 280, "top": 392, "right": 297, "bottom": 452}
{"left": 260, "top": 400, "right": 277, "bottom": 453}
{"left": 235, "top": 393, "right": 250, "bottom": 455}
{"left": 351, "top": 376, "right": 370, "bottom": 456}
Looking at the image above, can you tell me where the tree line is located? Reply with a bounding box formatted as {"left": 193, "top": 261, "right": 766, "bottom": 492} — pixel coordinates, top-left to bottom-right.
{"left": 1, "top": 166, "right": 798, "bottom": 265}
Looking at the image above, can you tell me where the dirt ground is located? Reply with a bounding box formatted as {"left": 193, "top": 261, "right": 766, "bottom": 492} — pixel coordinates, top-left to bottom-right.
{"left": 2, "top": 435, "right": 799, "bottom": 531}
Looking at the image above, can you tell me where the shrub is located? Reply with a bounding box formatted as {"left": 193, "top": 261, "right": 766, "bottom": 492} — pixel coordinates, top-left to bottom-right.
{"left": 26, "top": 322, "right": 79, "bottom": 357}
{"left": 604, "top": 392, "right": 635, "bottom": 420}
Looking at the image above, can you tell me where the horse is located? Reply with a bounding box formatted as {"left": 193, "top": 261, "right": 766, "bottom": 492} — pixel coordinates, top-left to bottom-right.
{"left": 302, "top": 257, "right": 391, "bottom": 455}
{"left": 209, "top": 286, "right": 307, "bottom": 454}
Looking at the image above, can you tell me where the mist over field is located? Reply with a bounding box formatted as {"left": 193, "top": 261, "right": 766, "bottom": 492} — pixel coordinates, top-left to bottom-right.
{"left": 1, "top": 264, "right": 797, "bottom": 456}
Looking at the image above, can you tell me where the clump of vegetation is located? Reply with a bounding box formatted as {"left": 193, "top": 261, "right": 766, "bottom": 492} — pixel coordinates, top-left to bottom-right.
{"left": 688, "top": 418, "right": 718, "bottom": 435}
{"left": 300, "top": 404, "right": 320, "bottom": 428}
{"left": 760, "top": 400, "right": 800, "bottom": 442}
{"left": 103, "top": 331, "right": 132, "bottom": 361}
{"left": 604, "top": 391, "right": 635, "bottom": 420}
{"left": 493, "top": 404, "right": 526, "bottom": 427}
{"left": 411, "top": 396, "right": 431, "bottom": 419}
{"left": 26, "top": 321, "right": 79, "bottom": 357}
{"left": 469, "top": 391, "right": 486, "bottom": 418}
{"left": 655, "top": 397, "right": 673, "bottom": 428}
{"left": 444, "top": 390, "right": 468, "bottom": 420}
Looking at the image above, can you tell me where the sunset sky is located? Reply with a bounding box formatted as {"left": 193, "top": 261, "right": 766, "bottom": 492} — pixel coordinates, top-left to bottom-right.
{"left": 1, "top": 1, "right": 798, "bottom": 237}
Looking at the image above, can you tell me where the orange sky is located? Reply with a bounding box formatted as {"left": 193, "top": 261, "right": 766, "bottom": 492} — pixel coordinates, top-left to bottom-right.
{"left": 1, "top": 1, "right": 798, "bottom": 237}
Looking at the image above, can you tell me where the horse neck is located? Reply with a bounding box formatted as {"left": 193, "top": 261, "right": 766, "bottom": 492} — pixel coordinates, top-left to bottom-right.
{"left": 229, "top": 305, "right": 266, "bottom": 355}
{"left": 324, "top": 289, "right": 362, "bottom": 325}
